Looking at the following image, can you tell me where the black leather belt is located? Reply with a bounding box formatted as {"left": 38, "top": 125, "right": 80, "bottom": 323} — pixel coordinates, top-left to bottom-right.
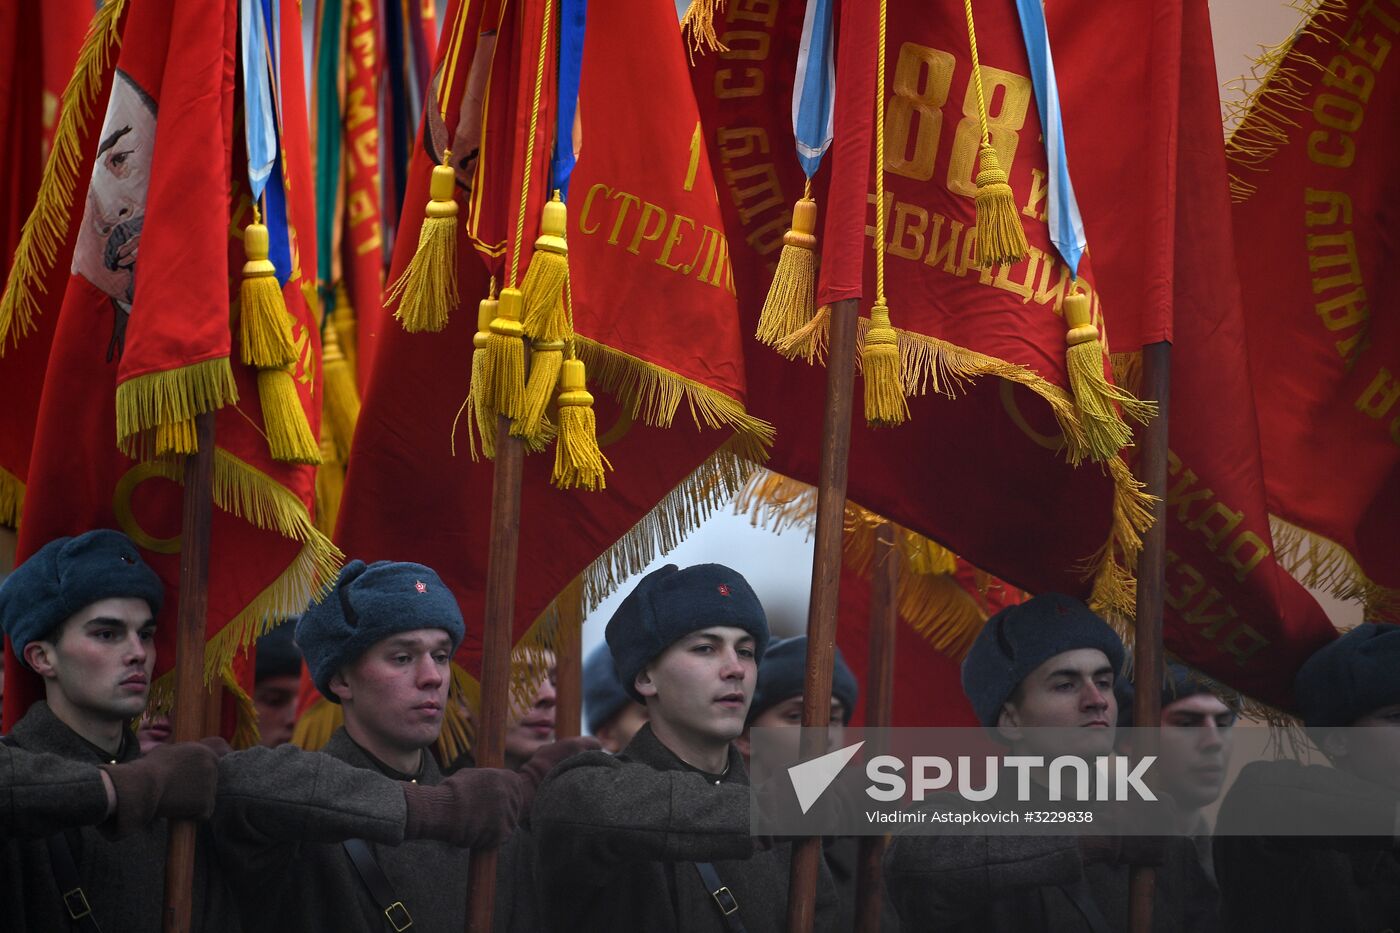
{"left": 343, "top": 838, "right": 414, "bottom": 931}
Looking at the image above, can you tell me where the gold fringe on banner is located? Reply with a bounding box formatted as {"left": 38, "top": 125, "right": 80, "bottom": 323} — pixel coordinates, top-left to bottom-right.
{"left": 0, "top": 465, "right": 25, "bottom": 529}
{"left": 572, "top": 336, "right": 775, "bottom": 463}
{"left": 679, "top": 0, "right": 728, "bottom": 58}
{"left": 1224, "top": 0, "right": 1347, "bottom": 202}
{"left": 0, "top": 0, "right": 129, "bottom": 352}
{"left": 1270, "top": 517, "right": 1400, "bottom": 622}
{"left": 140, "top": 449, "right": 344, "bottom": 683}
{"left": 580, "top": 437, "right": 760, "bottom": 614}
{"left": 115, "top": 358, "right": 240, "bottom": 459}
{"left": 736, "top": 470, "right": 1000, "bottom": 658}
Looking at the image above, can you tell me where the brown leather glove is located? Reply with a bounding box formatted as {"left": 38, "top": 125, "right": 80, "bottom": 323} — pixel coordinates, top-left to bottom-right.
{"left": 101, "top": 740, "right": 223, "bottom": 837}
{"left": 402, "top": 768, "right": 525, "bottom": 849}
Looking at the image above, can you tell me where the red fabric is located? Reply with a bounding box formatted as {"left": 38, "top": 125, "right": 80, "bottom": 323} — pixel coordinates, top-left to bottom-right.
{"left": 341, "top": 0, "right": 387, "bottom": 390}
{"left": 692, "top": 0, "right": 1334, "bottom": 709}
{"left": 0, "top": 0, "right": 104, "bottom": 517}
{"left": 4, "top": 0, "right": 325, "bottom": 732}
{"left": 1090, "top": 0, "right": 1337, "bottom": 704}
{"left": 1231, "top": 0, "right": 1400, "bottom": 602}
{"left": 339, "top": 0, "right": 753, "bottom": 678}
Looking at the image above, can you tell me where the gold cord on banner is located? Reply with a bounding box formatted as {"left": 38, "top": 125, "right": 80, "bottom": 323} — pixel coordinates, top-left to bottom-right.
{"left": 862, "top": 0, "right": 908, "bottom": 428}
{"left": 963, "top": 0, "right": 1028, "bottom": 267}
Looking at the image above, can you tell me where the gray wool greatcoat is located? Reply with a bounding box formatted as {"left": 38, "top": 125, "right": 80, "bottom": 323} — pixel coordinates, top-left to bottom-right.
{"left": 0, "top": 700, "right": 238, "bottom": 932}
{"left": 530, "top": 723, "right": 839, "bottom": 933}
{"left": 214, "top": 726, "right": 472, "bottom": 933}
{"left": 3, "top": 702, "right": 441, "bottom": 933}
{"left": 1, "top": 741, "right": 111, "bottom": 837}
{"left": 1213, "top": 760, "right": 1400, "bottom": 932}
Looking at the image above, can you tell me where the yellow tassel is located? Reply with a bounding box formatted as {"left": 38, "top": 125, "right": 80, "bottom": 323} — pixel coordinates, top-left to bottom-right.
{"left": 469, "top": 296, "right": 498, "bottom": 460}
{"left": 258, "top": 366, "right": 322, "bottom": 464}
{"left": 239, "top": 213, "right": 298, "bottom": 368}
{"left": 314, "top": 420, "right": 345, "bottom": 538}
{"left": 973, "top": 145, "right": 1028, "bottom": 267}
{"left": 332, "top": 282, "right": 358, "bottom": 376}
{"left": 520, "top": 193, "right": 572, "bottom": 343}
{"left": 386, "top": 154, "right": 458, "bottom": 333}
{"left": 1063, "top": 292, "right": 1157, "bottom": 460}
{"left": 513, "top": 339, "right": 565, "bottom": 443}
{"left": 861, "top": 302, "right": 908, "bottom": 427}
{"left": 320, "top": 323, "right": 360, "bottom": 461}
{"left": 485, "top": 287, "right": 526, "bottom": 420}
{"left": 756, "top": 196, "right": 818, "bottom": 348}
{"left": 553, "top": 358, "right": 611, "bottom": 491}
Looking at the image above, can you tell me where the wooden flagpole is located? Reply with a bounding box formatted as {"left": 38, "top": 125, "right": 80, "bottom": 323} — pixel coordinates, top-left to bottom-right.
{"left": 466, "top": 422, "right": 525, "bottom": 933}
{"left": 855, "top": 522, "right": 898, "bottom": 933}
{"left": 162, "top": 411, "right": 216, "bottom": 933}
{"left": 554, "top": 603, "right": 582, "bottom": 740}
{"left": 786, "top": 297, "right": 859, "bottom": 933}
{"left": 1129, "top": 341, "right": 1169, "bottom": 933}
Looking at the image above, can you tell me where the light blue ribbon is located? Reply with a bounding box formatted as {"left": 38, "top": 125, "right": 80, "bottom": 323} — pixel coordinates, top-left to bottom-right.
{"left": 1014, "top": 0, "right": 1085, "bottom": 277}
{"left": 792, "top": 0, "right": 835, "bottom": 178}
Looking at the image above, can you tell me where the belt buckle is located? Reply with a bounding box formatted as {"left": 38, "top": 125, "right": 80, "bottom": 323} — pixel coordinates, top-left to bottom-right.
{"left": 384, "top": 900, "right": 413, "bottom": 931}
{"left": 711, "top": 885, "right": 739, "bottom": 916}
{"left": 62, "top": 887, "right": 92, "bottom": 920}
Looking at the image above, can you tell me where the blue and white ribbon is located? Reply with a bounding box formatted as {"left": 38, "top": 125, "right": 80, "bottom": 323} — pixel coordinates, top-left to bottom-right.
{"left": 1013, "top": 0, "right": 1086, "bottom": 277}
{"left": 551, "top": 0, "right": 588, "bottom": 201}
{"left": 241, "top": 0, "right": 292, "bottom": 284}
{"left": 792, "top": 0, "right": 835, "bottom": 179}
{"left": 241, "top": 0, "right": 279, "bottom": 200}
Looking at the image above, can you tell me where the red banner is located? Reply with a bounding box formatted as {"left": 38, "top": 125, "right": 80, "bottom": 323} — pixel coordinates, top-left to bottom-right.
{"left": 3, "top": 0, "right": 338, "bottom": 737}
{"left": 0, "top": 1, "right": 117, "bottom": 527}
{"left": 338, "top": 0, "right": 768, "bottom": 694}
{"left": 1228, "top": 0, "right": 1400, "bottom": 618}
{"left": 693, "top": 0, "right": 1336, "bottom": 709}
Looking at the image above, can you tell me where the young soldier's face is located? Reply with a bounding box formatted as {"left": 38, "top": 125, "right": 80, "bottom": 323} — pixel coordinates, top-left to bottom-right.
{"left": 1328, "top": 703, "right": 1400, "bottom": 791}
{"left": 1154, "top": 693, "right": 1236, "bottom": 809}
{"left": 505, "top": 654, "right": 558, "bottom": 762}
{"left": 24, "top": 597, "right": 156, "bottom": 722}
{"left": 333, "top": 629, "right": 452, "bottom": 754}
{"left": 739, "top": 695, "right": 847, "bottom": 762}
{"left": 595, "top": 701, "right": 648, "bottom": 753}
{"left": 997, "top": 648, "right": 1117, "bottom": 758}
{"left": 253, "top": 673, "right": 301, "bottom": 748}
{"left": 637, "top": 626, "right": 757, "bottom": 745}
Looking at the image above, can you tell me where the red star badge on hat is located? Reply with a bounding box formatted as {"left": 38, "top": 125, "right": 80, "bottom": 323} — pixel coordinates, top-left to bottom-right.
{"left": 415, "top": 580, "right": 427, "bottom": 593}
{"left": 717, "top": 584, "right": 731, "bottom": 597}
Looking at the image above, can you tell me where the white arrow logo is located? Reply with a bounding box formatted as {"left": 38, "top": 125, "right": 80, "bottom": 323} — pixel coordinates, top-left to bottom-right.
{"left": 788, "top": 741, "right": 865, "bottom": 814}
